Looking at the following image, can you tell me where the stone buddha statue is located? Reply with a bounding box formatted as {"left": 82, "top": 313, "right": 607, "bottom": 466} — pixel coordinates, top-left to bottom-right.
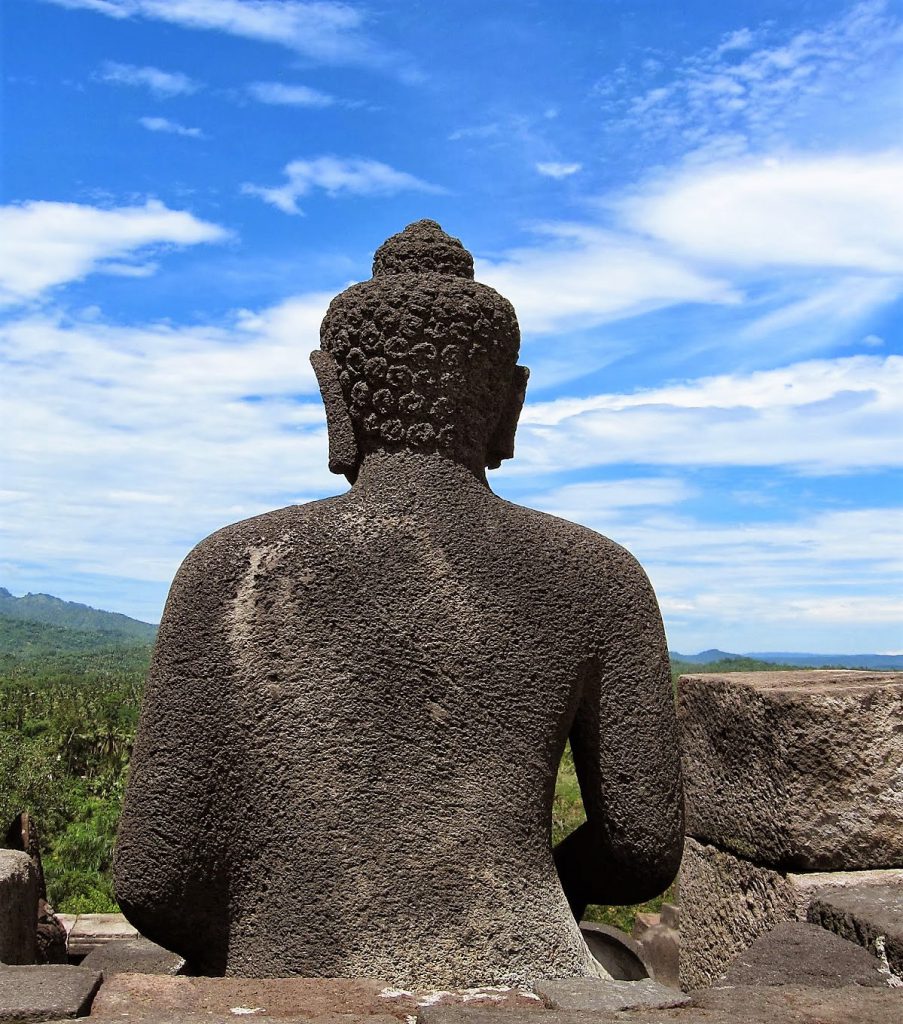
{"left": 114, "top": 220, "right": 683, "bottom": 986}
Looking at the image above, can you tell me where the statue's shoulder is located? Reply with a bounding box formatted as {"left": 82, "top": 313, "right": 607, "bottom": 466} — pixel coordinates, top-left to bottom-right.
{"left": 500, "top": 498, "right": 655, "bottom": 602}
{"left": 503, "top": 497, "right": 639, "bottom": 564}
{"left": 174, "top": 496, "right": 346, "bottom": 583}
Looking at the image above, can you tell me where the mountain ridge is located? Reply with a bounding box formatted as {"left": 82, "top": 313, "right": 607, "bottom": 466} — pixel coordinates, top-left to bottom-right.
{"left": 670, "top": 648, "right": 902, "bottom": 670}
{"left": 0, "top": 587, "right": 157, "bottom": 640}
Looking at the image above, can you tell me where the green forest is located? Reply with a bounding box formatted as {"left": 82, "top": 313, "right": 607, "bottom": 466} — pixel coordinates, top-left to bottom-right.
{"left": 1, "top": 604, "right": 813, "bottom": 928}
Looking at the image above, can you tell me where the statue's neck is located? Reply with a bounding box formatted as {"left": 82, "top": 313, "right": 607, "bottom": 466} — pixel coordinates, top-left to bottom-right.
{"left": 351, "top": 450, "right": 491, "bottom": 503}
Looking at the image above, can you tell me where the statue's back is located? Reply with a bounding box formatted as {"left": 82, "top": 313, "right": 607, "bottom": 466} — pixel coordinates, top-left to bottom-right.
{"left": 114, "top": 221, "right": 683, "bottom": 986}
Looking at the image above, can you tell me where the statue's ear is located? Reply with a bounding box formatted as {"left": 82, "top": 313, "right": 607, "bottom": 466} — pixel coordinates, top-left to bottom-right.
{"left": 310, "top": 350, "right": 360, "bottom": 484}
{"left": 486, "top": 364, "right": 530, "bottom": 470}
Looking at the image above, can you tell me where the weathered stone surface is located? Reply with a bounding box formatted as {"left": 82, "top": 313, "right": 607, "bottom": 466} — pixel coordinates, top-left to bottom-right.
{"left": 678, "top": 670, "right": 903, "bottom": 870}
{"left": 679, "top": 837, "right": 903, "bottom": 990}
{"left": 419, "top": 986, "right": 903, "bottom": 1024}
{"left": 80, "top": 935, "right": 184, "bottom": 975}
{"left": 114, "top": 221, "right": 683, "bottom": 985}
{"left": 809, "top": 884, "right": 903, "bottom": 979}
{"left": 534, "top": 976, "right": 689, "bottom": 1010}
{"left": 577, "top": 924, "right": 645, "bottom": 981}
{"left": 631, "top": 908, "right": 679, "bottom": 989}
{"left": 0, "top": 851, "right": 37, "bottom": 966}
{"left": 63, "top": 913, "right": 138, "bottom": 958}
{"left": 0, "top": 964, "right": 101, "bottom": 1021}
{"left": 91, "top": 975, "right": 542, "bottom": 1020}
{"left": 5, "top": 814, "right": 67, "bottom": 966}
{"left": 719, "top": 920, "right": 888, "bottom": 988}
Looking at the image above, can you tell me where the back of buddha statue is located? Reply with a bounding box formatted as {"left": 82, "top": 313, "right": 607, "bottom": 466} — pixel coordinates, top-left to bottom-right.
{"left": 114, "top": 221, "right": 683, "bottom": 987}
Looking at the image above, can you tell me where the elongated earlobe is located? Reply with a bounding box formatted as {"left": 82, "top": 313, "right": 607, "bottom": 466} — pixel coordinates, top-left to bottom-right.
{"left": 310, "top": 350, "right": 361, "bottom": 483}
{"left": 486, "top": 364, "right": 530, "bottom": 469}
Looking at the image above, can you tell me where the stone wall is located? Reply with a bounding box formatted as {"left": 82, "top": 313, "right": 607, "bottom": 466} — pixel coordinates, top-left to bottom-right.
{"left": 0, "top": 849, "right": 37, "bottom": 965}
{"left": 677, "top": 670, "right": 903, "bottom": 989}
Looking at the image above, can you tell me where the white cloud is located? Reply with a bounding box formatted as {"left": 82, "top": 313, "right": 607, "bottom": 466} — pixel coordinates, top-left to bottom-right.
{"left": 0, "top": 200, "right": 228, "bottom": 306}
{"left": 618, "top": 1, "right": 903, "bottom": 154}
{"left": 621, "top": 154, "right": 903, "bottom": 274}
{"left": 516, "top": 355, "right": 902, "bottom": 473}
{"left": 46, "top": 1, "right": 401, "bottom": 69}
{"left": 476, "top": 224, "right": 738, "bottom": 334}
{"left": 100, "top": 60, "right": 200, "bottom": 97}
{"left": 139, "top": 116, "right": 205, "bottom": 137}
{"left": 246, "top": 82, "right": 335, "bottom": 108}
{"left": 242, "top": 156, "right": 445, "bottom": 215}
{"left": 0, "top": 296, "right": 335, "bottom": 597}
{"left": 521, "top": 480, "right": 903, "bottom": 652}
{"left": 536, "top": 161, "right": 582, "bottom": 179}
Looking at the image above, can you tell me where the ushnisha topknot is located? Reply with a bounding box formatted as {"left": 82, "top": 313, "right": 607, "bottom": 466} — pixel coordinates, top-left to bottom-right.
{"left": 371, "top": 219, "right": 475, "bottom": 279}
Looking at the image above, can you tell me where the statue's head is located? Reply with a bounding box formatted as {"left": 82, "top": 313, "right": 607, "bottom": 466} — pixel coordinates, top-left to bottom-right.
{"left": 312, "top": 220, "right": 529, "bottom": 483}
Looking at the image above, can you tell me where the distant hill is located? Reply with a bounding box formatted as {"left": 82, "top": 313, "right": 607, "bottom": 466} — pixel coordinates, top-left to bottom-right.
{"left": 0, "top": 587, "right": 157, "bottom": 641}
{"left": 671, "top": 648, "right": 902, "bottom": 671}
{"left": 0, "top": 616, "right": 153, "bottom": 661}
{"left": 746, "top": 651, "right": 903, "bottom": 670}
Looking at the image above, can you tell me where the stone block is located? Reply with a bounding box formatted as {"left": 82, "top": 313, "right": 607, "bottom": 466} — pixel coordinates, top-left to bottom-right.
{"left": 64, "top": 912, "right": 138, "bottom": 957}
{"left": 679, "top": 837, "right": 903, "bottom": 991}
{"left": 678, "top": 670, "right": 903, "bottom": 870}
{"left": 809, "top": 884, "right": 903, "bottom": 979}
{"left": 419, "top": 987, "right": 903, "bottom": 1024}
{"left": 719, "top": 920, "right": 888, "bottom": 988}
{"left": 630, "top": 909, "right": 679, "bottom": 989}
{"left": 80, "top": 935, "right": 184, "bottom": 975}
{"left": 0, "top": 964, "right": 101, "bottom": 1021}
{"left": 533, "top": 976, "right": 689, "bottom": 1010}
{"left": 91, "top": 974, "right": 543, "bottom": 1020}
{"left": 577, "top": 923, "right": 645, "bottom": 980}
{"left": 0, "top": 851, "right": 37, "bottom": 966}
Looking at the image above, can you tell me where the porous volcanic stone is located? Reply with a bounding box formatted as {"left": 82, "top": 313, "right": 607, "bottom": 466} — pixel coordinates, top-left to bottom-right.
{"left": 90, "top": 974, "right": 543, "bottom": 1020}
{"left": 419, "top": 986, "right": 903, "bottom": 1024}
{"left": 631, "top": 905, "right": 680, "bottom": 988}
{"left": 534, "top": 976, "right": 689, "bottom": 1010}
{"left": 809, "top": 884, "right": 903, "bottom": 979}
{"left": 577, "top": 924, "right": 646, "bottom": 980}
{"left": 678, "top": 670, "right": 903, "bottom": 870}
{"left": 718, "top": 920, "right": 888, "bottom": 988}
{"left": 679, "top": 837, "right": 903, "bottom": 990}
{"left": 0, "top": 851, "right": 37, "bottom": 966}
{"left": 80, "top": 935, "right": 184, "bottom": 975}
{"left": 0, "top": 964, "right": 101, "bottom": 1021}
{"left": 114, "top": 221, "right": 683, "bottom": 985}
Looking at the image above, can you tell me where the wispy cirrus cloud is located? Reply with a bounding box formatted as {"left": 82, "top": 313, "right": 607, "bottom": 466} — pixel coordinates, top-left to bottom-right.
{"left": 477, "top": 224, "right": 738, "bottom": 335}
{"left": 99, "top": 60, "right": 200, "bottom": 97}
{"left": 536, "top": 161, "right": 582, "bottom": 179}
{"left": 139, "top": 116, "right": 205, "bottom": 138}
{"left": 242, "top": 156, "right": 446, "bottom": 215}
{"left": 0, "top": 200, "right": 228, "bottom": 306}
{"left": 245, "top": 81, "right": 336, "bottom": 108}
{"left": 523, "top": 481, "right": 903, "bottom": 652}
{"left": 45, "top": 0, "right": 415, "bottom": 74}
{"left": 605, "top": 0, "right": 903, "bottom": 157}
{"left": 515, "top": 354, "right": 902, "bottom": 474}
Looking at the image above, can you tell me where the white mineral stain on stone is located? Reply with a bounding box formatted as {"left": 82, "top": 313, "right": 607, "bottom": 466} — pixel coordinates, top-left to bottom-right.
{"left": 874, "top": 935, "right": 903, "bottom": 988}
{"left": 230, "top": 1008, "right": 265, "bottom": 1015}
{"left": 379, "top": 987, "right": 414, "bottom": 998}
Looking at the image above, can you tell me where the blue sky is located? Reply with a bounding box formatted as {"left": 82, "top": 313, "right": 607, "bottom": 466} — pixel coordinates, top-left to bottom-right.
{"left": 1, "top": 0, "right": 901, "bottom": 653}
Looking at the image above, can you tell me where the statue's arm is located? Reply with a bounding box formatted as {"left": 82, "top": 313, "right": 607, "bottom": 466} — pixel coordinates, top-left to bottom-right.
{"left": 113, "top": 538, "right": 232, "bottom": 969}
{"left": 553, "top": 546, "right": 684, "bottom": 920}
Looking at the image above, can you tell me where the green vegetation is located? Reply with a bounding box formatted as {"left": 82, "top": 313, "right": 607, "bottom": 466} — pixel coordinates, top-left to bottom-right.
{"left": 0, "top": 616, "right": 151, "bottom": 912}
{"left": 2, "top": 608, "right": 821, "bottom": 932}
